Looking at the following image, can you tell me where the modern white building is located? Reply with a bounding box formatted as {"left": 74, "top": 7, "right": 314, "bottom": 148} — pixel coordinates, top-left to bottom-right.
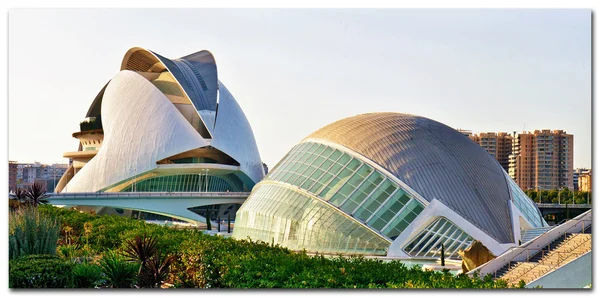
{"left": 55, "top": 47, "right": 264, "bottom": 222}
{"left": 233, "top": 113, "right": 547, "bottom": 259}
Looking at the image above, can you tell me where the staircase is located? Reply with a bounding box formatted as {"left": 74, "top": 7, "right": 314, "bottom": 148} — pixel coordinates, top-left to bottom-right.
{"left": 496, "top": 233, "right": 592, "bottom": 286}
{"left": 521, "top": 227, "right": 554, "bottom": 243}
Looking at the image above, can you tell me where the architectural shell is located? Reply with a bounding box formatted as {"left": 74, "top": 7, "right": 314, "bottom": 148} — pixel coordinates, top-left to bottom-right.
{"left": 233, "top": 113, "right": 547, "bottom": 259}
{"left": 56, "top": 47, "right": 264, "bottom": 222}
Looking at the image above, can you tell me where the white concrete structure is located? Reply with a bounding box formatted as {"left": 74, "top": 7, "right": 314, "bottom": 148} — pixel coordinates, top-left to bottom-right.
{"left": 56, "top": 47, "right": 265, "bottom": 222}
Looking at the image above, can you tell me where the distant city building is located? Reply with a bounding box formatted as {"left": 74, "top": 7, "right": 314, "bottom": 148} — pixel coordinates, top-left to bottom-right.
{"left": 573, "top": 168, "right": 590, "bottom": 191}
{"left": 262, "top": 162, "right": 269, "bottom": 175}
{"left": 457, "top": 129, "right": 472, "bottom": 137}
{"left": 469, "top": 132, "right": 513, "bottom": 172}
{"left": 509, "top": 130, "right": 574, "bottom": 191}
{"left": 578, "top": 169, "right": 592, "bottom": 192}
{"left": 10, "top": 162, "right": 68, "bottom": 192}
{"left": 8, "top": 161, "right": 18, "bottom": 191}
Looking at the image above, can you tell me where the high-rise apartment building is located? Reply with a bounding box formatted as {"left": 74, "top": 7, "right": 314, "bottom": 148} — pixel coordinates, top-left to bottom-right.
{"left": 509, "top": 130, "right": 573, "bottom": 191}
{"left": 469, "top": 132, "right": 513, "bottom": 172}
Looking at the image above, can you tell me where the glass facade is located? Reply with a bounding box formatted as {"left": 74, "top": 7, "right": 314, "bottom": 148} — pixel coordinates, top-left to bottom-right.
{"left": 403, "top": 217, "right": 474, "bottom": 260}
{"left": 233, "top": 141, "right": 426, "bottom": 255}
{"left": 264, "top": 141, "right": 425, "bottom": 240}
{"left": 233, "top": 183, "right": 390, "bottom": 255}
{"left": 505, "top": 175, "right": 548, "bottom": 228}
{"left": 120, "top": 174, "right": 239, "bottom": 192}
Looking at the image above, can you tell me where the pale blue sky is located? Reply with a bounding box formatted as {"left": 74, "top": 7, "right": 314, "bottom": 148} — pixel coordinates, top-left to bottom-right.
{"left": 8, "top": 9, "right": 591, "bottom": 169}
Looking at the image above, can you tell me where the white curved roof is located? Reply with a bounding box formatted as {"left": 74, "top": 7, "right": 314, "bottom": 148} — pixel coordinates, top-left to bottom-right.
{"left": 64, "top": 70, "right": 209, "bottom": 192}
{"left": 68, "top": 47, "right": 265, "bottom": 189}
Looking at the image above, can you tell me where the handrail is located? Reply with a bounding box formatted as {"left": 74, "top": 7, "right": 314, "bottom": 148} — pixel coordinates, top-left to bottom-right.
{"left": 473, "top": 211, "right": 591, "bottom": 278}
{"left": 500, "top": 234, "right": 592, "bottom": 283}
{"left": 505, "top": 247, "right": 590, "bottom": 285}
{"left": 505, "top": 219, "right": 590, "bottom": 264}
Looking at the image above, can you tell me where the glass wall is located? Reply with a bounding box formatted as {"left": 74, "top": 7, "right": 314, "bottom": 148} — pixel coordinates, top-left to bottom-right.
{"left": 261, "top": 141, "right": 425, "bottom": 241}
{"left": 120, "top": 174, "right": 238, "bottom": 192}
{"left": 233, "top": 183, "right": 390, "bottom": 255}
{"left": 403, "top": 217, "right": 474, "bottom": 260}
{"left": 505, "top": 174, "right": 548, "bottom": 228}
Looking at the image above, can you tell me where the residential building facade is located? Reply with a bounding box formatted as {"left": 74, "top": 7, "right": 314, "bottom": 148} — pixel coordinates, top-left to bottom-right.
{"left": 509, "top": 130, "right": 574, "bottom": 191}
{"left": 8, "top": 161, "right": 18, "bottom": 191}
{"left": 469, "top": 132, "right": 513, "bottom": 172}
{"left": 573, "top": 168, "right": 590, "bottom": 191}
{"left": 579, "top": 169, "right": 592, "bottom": 192}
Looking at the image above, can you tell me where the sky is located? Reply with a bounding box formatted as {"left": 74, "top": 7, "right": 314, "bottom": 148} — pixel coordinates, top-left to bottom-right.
{"left": 8, "top": 8, "right": 592, "bottom": 169}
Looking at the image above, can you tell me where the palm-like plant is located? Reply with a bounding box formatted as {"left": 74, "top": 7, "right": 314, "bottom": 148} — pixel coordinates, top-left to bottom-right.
{"left": 25, "top": 182, "right": 49, "bottom": 206}
{"left": 10, "top": 187, "right": 28, "bottom": 201}
{"left": 137, "top": 253, "right": 175, "bottom": 288}
{"left": 123, "top": 234, "right": 159, "bottom": 271}
{"left": 123, "top": 234, "right": 173, "bottom": 288}
{"left": 99, "top": 250, "right": 139, "bottom": 288}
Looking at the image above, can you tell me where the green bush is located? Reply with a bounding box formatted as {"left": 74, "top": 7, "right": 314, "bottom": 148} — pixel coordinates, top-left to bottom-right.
{"left": 9, "top": 255, "right": 74, "bottom": 288}
{"left": 98, "top": 250, "right": 139, "bottom": 288}
{"left": 35, "top": 205, "right": 517, "bottom": 289}
{"left": 72, "top": 263, "right": 105, "bottom": 288}
{"left": 9, "top": 206, "right": 60, "bottom": 259}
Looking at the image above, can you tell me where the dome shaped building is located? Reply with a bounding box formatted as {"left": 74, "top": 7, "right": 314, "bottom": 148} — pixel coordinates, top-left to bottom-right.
{"left": 232, "top": 113, "right": 547, "bottom": 259}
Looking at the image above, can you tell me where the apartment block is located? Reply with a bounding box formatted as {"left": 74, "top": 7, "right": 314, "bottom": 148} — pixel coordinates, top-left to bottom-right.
{"left": 509, "top": 130, "right": 574, "bottom": 191}
{"left": 573, "top": 168, "right": 590, "bottom": 191}
{"left": 11, "top": 162, "right": 69, "bottom": 191}
{"left": 469, "top": 132, "right": 513, "bottom": 172}
{"left": 578, "top": 169, "right": 592, "bottom": 192}
{"left": 9, "top": 161, "right": 18, "bottom": 191}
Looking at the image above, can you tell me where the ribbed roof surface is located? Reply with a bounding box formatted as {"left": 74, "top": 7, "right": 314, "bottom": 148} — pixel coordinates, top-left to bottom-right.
{"left": 306, "top": 113, "right": 514, "bottom": 243}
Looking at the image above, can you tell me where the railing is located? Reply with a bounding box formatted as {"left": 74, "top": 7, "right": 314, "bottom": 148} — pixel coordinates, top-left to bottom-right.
{"left": 500, "top": 235, "right": 591, "bottom": 283}
{"left": 470, "top": 210, "right": 592, "bottom": 277}
{"left": 535, "top": 203, "right": 592, "bottom": 209}
{"left": 48, "top": 192, "right": 251, "bottom": 199}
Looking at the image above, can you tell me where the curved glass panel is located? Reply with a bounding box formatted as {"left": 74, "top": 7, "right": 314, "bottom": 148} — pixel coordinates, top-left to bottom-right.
{"left": 505, "top": 174, "right": 548, "bottom": 228}
{"left": 120, "top": 174, "right": 239, "bottom": 192}
{"left": 403, "top": 217, "right": 474, "bottom": 260}
{"left": 233, "top": 183, "right": 389, "bottom": 255}
{"left": 261, "top": 141, "right": 425, "bottom": 241}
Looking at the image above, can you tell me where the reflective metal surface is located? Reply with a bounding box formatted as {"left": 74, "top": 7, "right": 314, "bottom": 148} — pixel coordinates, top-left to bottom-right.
{"left": 305, "top": 113, "right": 543, "bottom": 243}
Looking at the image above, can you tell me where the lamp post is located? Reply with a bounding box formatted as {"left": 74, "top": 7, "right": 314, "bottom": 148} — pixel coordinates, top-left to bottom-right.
{"left": 205, "top": 169, "right": 210, "bottom": 192}
{"left": 198, "top": 172, "right": 202, "bottom": 193}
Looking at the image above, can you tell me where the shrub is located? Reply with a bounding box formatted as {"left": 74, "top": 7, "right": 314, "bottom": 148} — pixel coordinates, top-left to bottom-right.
{"left": 98, "top": 251, "right": 139, "bottom": 288}
{"left": 9, "top": 254, "right": 74, "bottom": 288}
{"left": 123, "top": 234, "right": 175, "bottom": 288}
{"left": 9, "top": 206, "right": 60, "bottom": 259}
{"left": 38, "top": 205, "right": 516, "bottom": 289}
{"left": 72, "top": 262, "right": 105, "bottom": 288}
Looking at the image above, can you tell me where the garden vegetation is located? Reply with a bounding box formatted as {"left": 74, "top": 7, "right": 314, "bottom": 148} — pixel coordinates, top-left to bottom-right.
{"left": 9, "top": 203, "right": 524, "bottom": 289}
